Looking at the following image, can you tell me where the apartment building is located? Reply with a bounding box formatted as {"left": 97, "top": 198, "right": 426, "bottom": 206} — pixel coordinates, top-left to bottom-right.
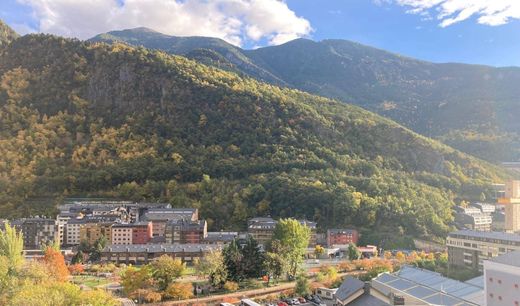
{"left": 79, "top": 221, "right": 113, "bottom": 245}
{"left": 165, "top": 219, "right": 207, "bottom": 244}
{"left": 247, "top": 217, "right": 277, "bottom": 246}
{"left": 100, "top": 244, "right": 219, "bottom": 264}
{"left": 455, "top": 213, "right": 492, "bottom": 231}
{"left": 327, "top": 229, "right": 359, "bottom": 247}
{"left": 447, "top": 230, "right": 520, "bottom": 272}
{"left": 498, "top": 180, "right": 520, "bottom": 233}
{"left": 65, "top": 218, "right": 85, "bottom": 245}
{"left": 111, "top": 224, "right": 134, "bottom": 245}
{"left": 131, "top": 222, "right": 153, "bottom": 244}
{"left": 56, "top": 212, "right": 77, "bottom": 245}
{"left": 12, "top": 218, "right": 57, "bottom": 249}
{"left": 484, "top": 250, "right": 520, "bottom": 306}
{"left": 471, "top": 203, "right": 496, "bottom": 214}
{"left": 142, "top": 208, "right": 198, "bottom": 237}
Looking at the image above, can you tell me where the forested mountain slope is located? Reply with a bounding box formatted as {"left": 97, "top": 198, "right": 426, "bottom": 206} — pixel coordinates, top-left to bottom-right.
{"left": 91, "top": 28, "right": 520, "bottom": 163}
{"left": 0, "top": 20, "right": 18, "bottom": 47}
{"left": 0, "top": 32, "right": 510, "bottom": 243}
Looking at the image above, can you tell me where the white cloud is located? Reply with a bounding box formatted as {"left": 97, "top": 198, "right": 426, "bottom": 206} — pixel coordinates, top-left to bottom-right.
{"left": 18, "top": 0, "right": 312, "bottom": 46}
{"left": 395, "top": 0, "right": 520, "bottom": 27}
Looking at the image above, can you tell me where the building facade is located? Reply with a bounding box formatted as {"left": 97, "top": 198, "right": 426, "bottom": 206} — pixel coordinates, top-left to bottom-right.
{"left": 165, "top": 219, "right": 207, "bottom": 244}
{"left": 111, "top": 224, "right": 133, "bottom": 245}
{"left": 498, "top": 180, "right": 520, "bottom": 233}
{"left": 247, "top": 217, "right": 277, "bottom": 246}
{"left": 79, "top": 222, "right": 112, "bottom": 245}
{"left": 143, "top": 208, "right": 198, "bottom": 237}
{"left": 100, "top": 244, "right": 219, "bottom": 264}
{"left": 65, "top": 219, "right": 84, "bottom": 246}
{"left": 13, "top": 218, "right": 57, "bottom": 249}
{"left": 484, "top": 251, "right": 520, "bottom": 306}
{"left": 327, "top": 229, "right": 359, "bottom": 247}
{"left": 447, "top": 230, "right": 520, "bottom": 272}
{"left": 455, "top": 213, "right": 492, "bottom": 231}
{"left": 131, "top": 222, "right": 153, "bottom": 244}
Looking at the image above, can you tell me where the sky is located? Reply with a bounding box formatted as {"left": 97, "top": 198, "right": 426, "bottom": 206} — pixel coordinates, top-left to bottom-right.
{"left": 1, "top": 0, "right": 520, "bottom": 67}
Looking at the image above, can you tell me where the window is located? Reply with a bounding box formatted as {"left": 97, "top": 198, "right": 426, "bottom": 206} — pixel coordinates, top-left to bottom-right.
{"left": 498, "top": 279, "right": 502, "bottom": 284}
{"left": 489, "top": 293, "right": 494, "bottom": 298}
{"left": 489, "top": 277, "right": 493, "bottom": 282}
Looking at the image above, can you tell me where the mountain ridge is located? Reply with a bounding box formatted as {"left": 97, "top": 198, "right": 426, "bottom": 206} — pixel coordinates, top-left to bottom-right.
{"left": 90, "top": 28, "right": 520, "bottom": 163}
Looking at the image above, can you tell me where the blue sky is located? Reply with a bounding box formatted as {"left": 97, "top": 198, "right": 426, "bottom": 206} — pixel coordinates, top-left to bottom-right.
{"left": 1, "top": 0, "right": 520, "bottom": 67}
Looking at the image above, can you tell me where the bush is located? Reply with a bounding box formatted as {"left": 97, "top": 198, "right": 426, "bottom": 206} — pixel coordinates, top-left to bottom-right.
{"left": 164, "top": 282, "right": 194, "bottom": 300}
{"left": 223, "top": 281, "right": 239, "bottom": 292}
{"left": 68, "top": 263, "right": 85, "bottom": 275}
{"left": 338, "top": 261, "right": 355, "bottom": 272}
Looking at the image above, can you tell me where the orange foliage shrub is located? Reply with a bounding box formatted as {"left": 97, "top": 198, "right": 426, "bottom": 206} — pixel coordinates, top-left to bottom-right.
{"left": 43, "top": 247, "right": 70, "bottom": 282}
{"left": 68, "top": 263, "right": 85, "bottom": 275}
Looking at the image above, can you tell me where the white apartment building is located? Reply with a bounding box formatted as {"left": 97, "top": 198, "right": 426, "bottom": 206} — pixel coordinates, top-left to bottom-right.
{"left": 484, "top": 250, "right": 520, "bottom": 306}
{"left": 65, "top": 219, "right": 84, "bottom": 245}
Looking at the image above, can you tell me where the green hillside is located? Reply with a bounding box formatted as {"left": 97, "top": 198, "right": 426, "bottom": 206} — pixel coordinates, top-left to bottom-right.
{"left": 0, "top": 34, "right": 510, "bottom": 242}
{"left": 91, "top": 29, "right": 520, "bottom": 162}
{"left": 0, "top": 20, "right": 18, "bottom": 47}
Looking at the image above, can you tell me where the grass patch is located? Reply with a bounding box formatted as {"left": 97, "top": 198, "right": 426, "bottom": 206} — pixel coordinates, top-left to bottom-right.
{"left": 72, "top": 275, "right": 113, "bottom": 288}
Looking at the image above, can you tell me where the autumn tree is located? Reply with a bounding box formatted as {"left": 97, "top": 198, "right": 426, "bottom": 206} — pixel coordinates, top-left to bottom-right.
{"left": 396, "top": 251, "right": 406, "bottom": 262}
{"left": 263, "top": 251, "right": 285, "bottom": 286}
{"left": 151, "top": 255, "right": 186, "bottom": 290}
{"left": 0, "top": 222, "right": 24, "bottom": 275}
{"left": 347, "top": 243, "right": 361, "bottom": 260}
{"left": 43, "top": 247, "right": 69, "bottom": 282}
{"left": 195, "top": 250, "right": 228, "bottom": 288}
{"left": 314, "top": 245, "right": 325, "bottom": 258}
{"left": 68, "top": 263, "right": 84, "bottom": 275}
{"left": 165, "top": 282, "right": 194, "bottom": 300}
{"left": 271, "top": 218, "right": 310, "bottom": 277}
{"left": 120, "top": 266, "right": 155, "bottom": 296}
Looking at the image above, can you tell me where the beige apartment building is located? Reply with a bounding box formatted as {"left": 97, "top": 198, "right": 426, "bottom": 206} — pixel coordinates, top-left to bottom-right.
{"left": 498, "top": 180, "right": 520, "bottom": 233}
{"left": 111, "top": 224, "right": 133, "bottom": 245}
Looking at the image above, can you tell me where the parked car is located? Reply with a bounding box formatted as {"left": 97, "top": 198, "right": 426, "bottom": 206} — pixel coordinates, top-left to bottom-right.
{"left": 277, "top": 302, "right": 289, "bottom": 306}
{"left": 297, "top": 297, "right": 306, "bottom": 303}
{"left": 290, "top": 298, "right": 300, "bottom": 305}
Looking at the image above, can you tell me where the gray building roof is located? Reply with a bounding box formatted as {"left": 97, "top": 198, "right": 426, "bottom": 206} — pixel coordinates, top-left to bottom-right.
{"left": 335, "top": 277, "right": 364, "bottom": 302}
{"left": 373, "top": 266, "right": 483, "bottom": 305}
{"left": 488, "top": 250, "right": 520, "bottom": 268}
{"left": 347, "top": 294, "right": 389, "bottom": 306}
{"left": 298, "top": 219, "right": 317, "bottom": 229}
{"left": 103, "top": 243, "right": 220, "bottom": 253}
{"left": 327, "top": 228, "right": 357, "bottom": 234}
{"left": 205, "top": 232, "right": 239, "bottom": 242}
{"left": 449, "top": 230, "right": 520, "bottom": 243}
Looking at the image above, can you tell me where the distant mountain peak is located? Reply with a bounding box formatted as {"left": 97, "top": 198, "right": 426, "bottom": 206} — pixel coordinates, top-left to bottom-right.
{"left": 128, "top": 26, "right": 157, "bottom": 32}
